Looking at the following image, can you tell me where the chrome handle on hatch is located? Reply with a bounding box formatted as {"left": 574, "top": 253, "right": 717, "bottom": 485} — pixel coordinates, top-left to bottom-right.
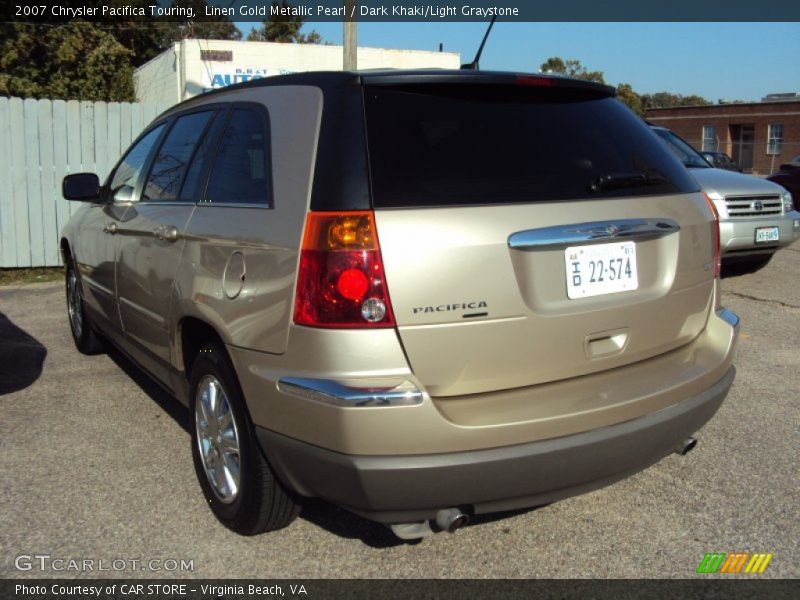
{"left": 508, "top": 219, "right": 680, "bottom": 249}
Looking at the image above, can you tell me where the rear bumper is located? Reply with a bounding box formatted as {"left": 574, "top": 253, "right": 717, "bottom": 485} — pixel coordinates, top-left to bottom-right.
{"left": 719, "top": 211, "right": 799, "bottom": 257}
{"left": 257, "top": 366, "right": 735, "bottom": 523}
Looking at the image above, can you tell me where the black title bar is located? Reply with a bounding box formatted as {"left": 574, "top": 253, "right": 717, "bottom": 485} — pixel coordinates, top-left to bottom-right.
{"left": 4, "top": 0, "right": 800, "bottom": 22}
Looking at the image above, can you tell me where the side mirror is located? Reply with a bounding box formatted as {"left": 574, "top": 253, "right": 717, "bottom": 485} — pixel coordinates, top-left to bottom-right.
{"left": 779, "top": 163, "right": 799, "bottom": 172}
{"left": 63, "top": 173, "right": 101, "bottom": 202}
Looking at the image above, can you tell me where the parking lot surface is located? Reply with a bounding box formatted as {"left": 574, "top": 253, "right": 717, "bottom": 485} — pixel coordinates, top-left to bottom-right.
{"left": 1, "top": 244, "right": 798, "bottom": 579}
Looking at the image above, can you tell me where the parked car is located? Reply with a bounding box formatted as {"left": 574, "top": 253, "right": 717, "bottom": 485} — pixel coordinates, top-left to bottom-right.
{"left": 61, "top": 71, "right": 739, "bottom": 540}
{"left": 701, "top": 151, "right": 742, "bottom": 172}
{"left": 652, "top": 126, "right": 799, "bottom": 271}
{"left": 767, "top": 156, "right": 800, "bottom": 201}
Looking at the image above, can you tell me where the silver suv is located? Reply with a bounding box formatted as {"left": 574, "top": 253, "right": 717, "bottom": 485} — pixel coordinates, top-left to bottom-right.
{"left": 61, "top": 71, "right": 739, "bottom": 539}
{"left": 652, "top": 126, "right": 799, "bottom": 271}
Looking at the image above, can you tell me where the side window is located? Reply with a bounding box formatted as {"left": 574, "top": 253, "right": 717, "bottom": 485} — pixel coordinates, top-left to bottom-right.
{"left": 179, "top": 111, "right": 226, "bottom": 201}
{"left": 204, "top": 108, "right": 272, "bottom": 206}
{"left": 142, "top": 111, "right": 214, "bottom": 202}
{"left": 109, "top": 125, "right": 165, "bottom": 202}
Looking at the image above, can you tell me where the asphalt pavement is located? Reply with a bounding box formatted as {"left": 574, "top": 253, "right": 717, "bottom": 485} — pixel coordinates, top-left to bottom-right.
{"left": 1, "top": 243, "right": 798, "bottom": 579}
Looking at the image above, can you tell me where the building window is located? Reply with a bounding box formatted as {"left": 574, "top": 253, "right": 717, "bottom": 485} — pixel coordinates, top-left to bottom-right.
{"left": 767, "top": 124, "right": 783, "bottom": 155}
{"left": 701, "top": 125, "right": 717, "bottom": 152}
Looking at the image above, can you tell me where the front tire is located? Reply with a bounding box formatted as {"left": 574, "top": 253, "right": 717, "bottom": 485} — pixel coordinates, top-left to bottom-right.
{"left": 189, "top": 343, "right": 300, "bottom": 535}
{"left": 65, "top": 260, "right": 104, "bottom": 355}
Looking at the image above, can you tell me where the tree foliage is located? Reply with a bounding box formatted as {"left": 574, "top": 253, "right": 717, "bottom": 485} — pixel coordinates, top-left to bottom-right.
{"left": 616, "top": 83, "right": 644, "bottom": 116}
{"left": 247, "top": 1, "right": 324, "bottom": 43}
{"left": 0, "top": 22, "right": 134, "bottom": 101}
{"left": 0, "top": 0, "right": 241, "bottom": 101}
{"left": 539, "top": 57, "right": 605, "bottom": 84}
{"left": 538, "top": 56, "right": 713, "bottom": 117}
{"left": 640, "top": 91, "right": 711, "bottom": 110}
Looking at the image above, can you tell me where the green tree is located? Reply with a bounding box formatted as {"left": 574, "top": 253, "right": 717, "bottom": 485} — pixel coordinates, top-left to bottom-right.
{"left": 0, "top": 0, "right": 242, "bottom": 100}
{"left": 641, "top": 91, "right": 711, "bottom": 110}
{"left": 247, "top": 1, "right": 324, "bottom": 43}
{"left": 616, "top": 83, "right": 644, "bottom": 116}
{"left": 539, "top": 57, "right": 605, "bottom": 84}
{"left": 0, "top": 22, "right": 134, "bottom": 101}
{"left": 157, "top": 0, "right": 242, "bottom": 46}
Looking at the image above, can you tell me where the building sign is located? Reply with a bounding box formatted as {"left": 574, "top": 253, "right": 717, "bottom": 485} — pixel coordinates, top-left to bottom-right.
{"left": 206, "top": 67, "right": 294, "bottom": 90}
{"left": 200, "top": 50, "right": 233, "bottom": 62}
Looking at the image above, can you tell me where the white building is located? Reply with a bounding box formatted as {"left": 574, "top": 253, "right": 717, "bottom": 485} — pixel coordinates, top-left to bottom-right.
{"left": 134, "top": 39, "right": 460, "bottom": 105}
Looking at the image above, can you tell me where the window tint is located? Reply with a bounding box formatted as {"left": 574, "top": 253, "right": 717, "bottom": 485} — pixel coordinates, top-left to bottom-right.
{"left": 109, "top": 125, "right": 165, "bottom": 201}
{"left": 205, "top": 108, "right": 271, "bottom": 206}
{"left": 142, "top": 111, "right": 214, "bottom": 202}
{"left": 179, "top": 111, "right": 225, "bottom": 200}
{"left": 653, "top": 128, "right": 711, "bottom": 169}
{"left": 364, "top": 87, "right": 698, "bottom": 208}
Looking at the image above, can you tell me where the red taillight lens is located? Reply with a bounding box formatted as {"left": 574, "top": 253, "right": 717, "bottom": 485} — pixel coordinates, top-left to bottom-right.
{"left": 294, "top": 211, "right": 396, "bottom": 328}
{"left": 703, "top": 193, "right": 721, "bottom": 278}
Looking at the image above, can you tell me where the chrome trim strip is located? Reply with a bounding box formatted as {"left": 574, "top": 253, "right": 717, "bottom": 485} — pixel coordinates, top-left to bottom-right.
{"left": 508, "top": 218, "right": 680, "bottom": 249}
{"left": 195, "top": 202, "right": 272, "bottom": 209}
{"left": 81, "top": 275, "right": 113, "bottom": 297}
{"left": 716, "top": 308, "right": 740, "bottom": 328}
{"left": 119, "top": 296, "right": 167, "bottom": 326}
{"left": 277, "top": 378, "right": 423, "bottom": 407}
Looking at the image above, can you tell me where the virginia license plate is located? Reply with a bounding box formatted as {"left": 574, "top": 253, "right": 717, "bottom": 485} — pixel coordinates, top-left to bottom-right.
{"left": 565, "top": 241, "right": 639, "bottom": 299}
{"left": 755, "top": 227, "right": 779, "bottom": 243}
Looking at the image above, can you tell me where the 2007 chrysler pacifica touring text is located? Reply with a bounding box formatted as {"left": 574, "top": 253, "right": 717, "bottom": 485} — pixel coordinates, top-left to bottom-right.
{"left": 60, "top": 70, "right": 739, "bottom": 539}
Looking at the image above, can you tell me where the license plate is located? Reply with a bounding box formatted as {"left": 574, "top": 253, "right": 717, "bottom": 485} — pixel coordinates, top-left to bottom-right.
{"left": 755, "top": 227, "right": 779, "bottom": 243}
{"left": 565, "top": 241, "right": 638, "bottom": 299}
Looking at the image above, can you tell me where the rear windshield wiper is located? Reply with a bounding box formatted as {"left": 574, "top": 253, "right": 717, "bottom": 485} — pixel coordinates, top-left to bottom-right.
{"left": 589, "top": 172, "right": 666, "bottom": 192}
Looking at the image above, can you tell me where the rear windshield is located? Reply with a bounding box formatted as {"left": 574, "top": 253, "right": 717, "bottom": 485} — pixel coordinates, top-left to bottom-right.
{"left": 364, "top": 86, "right": 699, "bottom": 208}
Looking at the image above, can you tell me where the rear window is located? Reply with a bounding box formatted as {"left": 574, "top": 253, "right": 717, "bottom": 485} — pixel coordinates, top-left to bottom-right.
{"left": 364, "top": 87, "right": 698, "bottom": 208}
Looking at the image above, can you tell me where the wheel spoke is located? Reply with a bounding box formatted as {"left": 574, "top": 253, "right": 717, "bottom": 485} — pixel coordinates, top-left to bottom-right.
{"left": 217, "top": 409, "right": 232, "bottom": 433}
{"left": 209, "top": 381, "right": 220, "bottom": 418}
{"left": 212, "top": 461, "right": 227, "bottom": 496}
{"left": 219, "top": 434, "right": 239, "bottom": 456}
{"left": 222, "top": 456, "right": 240, "bottom": 497}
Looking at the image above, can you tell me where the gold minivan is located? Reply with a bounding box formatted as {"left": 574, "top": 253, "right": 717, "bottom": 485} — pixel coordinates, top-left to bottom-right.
{"left": 60, "top": 70, "right": 739, "bottom": 539}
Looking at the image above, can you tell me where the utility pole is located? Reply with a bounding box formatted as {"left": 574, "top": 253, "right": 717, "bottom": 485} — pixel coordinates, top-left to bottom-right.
{"left": 343, "top": 1, "right": 357, "bottom": 70}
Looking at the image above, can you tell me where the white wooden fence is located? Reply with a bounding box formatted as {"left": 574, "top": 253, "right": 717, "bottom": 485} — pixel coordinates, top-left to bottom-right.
{"left": 0, "top": 97, "right": 170, "bottom": 268}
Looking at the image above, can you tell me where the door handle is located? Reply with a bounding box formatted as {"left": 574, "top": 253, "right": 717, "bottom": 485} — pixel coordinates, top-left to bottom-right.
{"left": 103, "top": 222, "right": 118, "bottom": 234}
{"left": 153, "top": 224, "right": 180, "bottom": 243}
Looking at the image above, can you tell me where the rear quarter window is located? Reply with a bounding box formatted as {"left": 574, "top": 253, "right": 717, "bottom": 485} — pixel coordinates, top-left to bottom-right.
{"left": 204, "top": 107, "right": 272, "bottom": 206}
{"left": 364, "top": 86, "right": 699, "bottom": 208}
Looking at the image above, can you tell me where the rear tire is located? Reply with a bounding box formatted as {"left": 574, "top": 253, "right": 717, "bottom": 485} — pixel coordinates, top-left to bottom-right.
{"left": 189, "top": 343, "right": 300, "bottom": 535}
{"left": 65, "top": 259, "right": 105, "bottom": 355}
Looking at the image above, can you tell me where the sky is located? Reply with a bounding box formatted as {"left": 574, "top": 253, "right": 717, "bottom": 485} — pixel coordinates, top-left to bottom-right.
{"left": 235, "top": 21, "right": 800, "bottom": 102}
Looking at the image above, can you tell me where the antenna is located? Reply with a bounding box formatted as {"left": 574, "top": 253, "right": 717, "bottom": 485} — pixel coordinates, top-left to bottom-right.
{"left": 460, "top": 16, "right": 497, "bottom": 70}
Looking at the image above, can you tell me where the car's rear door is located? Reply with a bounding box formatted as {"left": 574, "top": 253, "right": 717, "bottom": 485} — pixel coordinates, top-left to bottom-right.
{"left": 364, "top": 81, "right": 717, "bottom": 397}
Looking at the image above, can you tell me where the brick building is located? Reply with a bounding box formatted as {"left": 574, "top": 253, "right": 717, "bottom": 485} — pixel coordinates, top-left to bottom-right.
{"left": 646, "top": 97, "right": 800, "bottom": 176}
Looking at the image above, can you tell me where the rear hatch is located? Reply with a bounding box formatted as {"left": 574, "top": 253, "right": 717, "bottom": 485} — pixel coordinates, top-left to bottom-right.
{"left": 363, "top": 76, "right": 716, "bottom": 397}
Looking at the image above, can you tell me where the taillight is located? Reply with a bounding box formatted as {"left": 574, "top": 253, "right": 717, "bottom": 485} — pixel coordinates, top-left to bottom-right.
{"left": 703, "top": 193, "right": 721, "bottom": 278}
{"left": 294, "top": 211, "right": 396, "bottom": 328}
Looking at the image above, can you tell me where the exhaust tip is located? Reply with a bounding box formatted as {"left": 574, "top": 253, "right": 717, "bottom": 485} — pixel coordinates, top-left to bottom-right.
{"left": 435, "top": 508, "right": 470, "bottom": 533}
{"left": 675, "top": 436, "right": 698, "bottom": 456}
